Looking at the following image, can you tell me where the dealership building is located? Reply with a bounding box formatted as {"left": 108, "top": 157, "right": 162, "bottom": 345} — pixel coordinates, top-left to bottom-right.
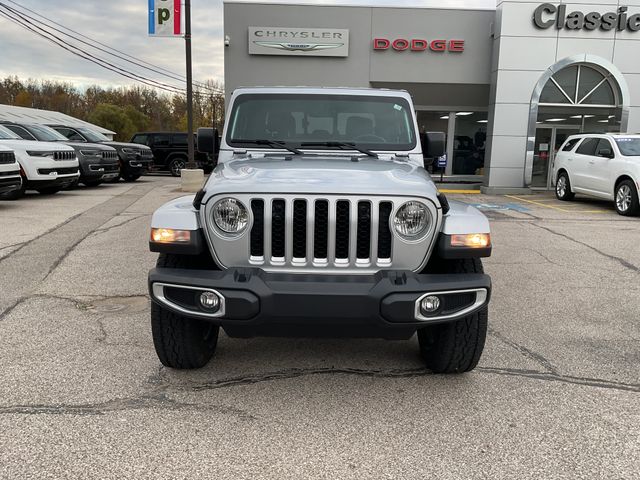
{"left": 224, "top": 0, "right": 640, "bottom": 192}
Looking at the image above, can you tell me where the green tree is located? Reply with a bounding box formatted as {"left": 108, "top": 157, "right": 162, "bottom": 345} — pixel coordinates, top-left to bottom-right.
{"left": 88, "top": 103, "right": 133, "bottom": 142}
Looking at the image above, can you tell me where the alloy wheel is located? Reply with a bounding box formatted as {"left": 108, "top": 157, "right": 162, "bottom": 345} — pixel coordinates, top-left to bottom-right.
{"left": 616, "top": 185, "right": 632, "bottom": 212}
{"left": 556, "top": 176, "right": 567, "bottom": 198}
{"left": 171, "top": 159, "right": 186, "bottom": 176}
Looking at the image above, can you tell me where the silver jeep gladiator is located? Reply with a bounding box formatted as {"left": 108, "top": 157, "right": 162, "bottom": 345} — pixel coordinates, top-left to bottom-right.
{"left": 148, "top": 87, "right": 492, "bottom": 373}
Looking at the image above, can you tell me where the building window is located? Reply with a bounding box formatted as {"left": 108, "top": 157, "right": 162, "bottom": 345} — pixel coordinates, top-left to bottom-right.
{"left": 452, "top": 112, "right": 487, "bottom": 175}
{"left": 539, "top": 64, "right": 619, "bottom": 107}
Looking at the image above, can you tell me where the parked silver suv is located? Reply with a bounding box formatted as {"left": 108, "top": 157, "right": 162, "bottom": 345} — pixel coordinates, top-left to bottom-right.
{"left": 147, "top": 87, "right": 493, "bottom": 373}
{"left": 554, "top": 133, "right": 640, "bottom": 216}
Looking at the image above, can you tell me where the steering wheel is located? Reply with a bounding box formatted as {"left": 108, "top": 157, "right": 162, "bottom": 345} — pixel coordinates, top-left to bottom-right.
{"left": 352, "top": 134, "right": 386, "bottom": 143}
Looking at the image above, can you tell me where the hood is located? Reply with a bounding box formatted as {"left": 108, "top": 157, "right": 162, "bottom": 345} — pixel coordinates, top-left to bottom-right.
{"left": 204, "top": 155, "right": 439, "bottom": 199}
{"left": 102, "top": 141, "right": 151, "bottom": 150}
{"left": 65, "top": 142, "right": 116, "bottom": 152}
{"left": 0, "top": 139, "right": 75, "bottom": 152}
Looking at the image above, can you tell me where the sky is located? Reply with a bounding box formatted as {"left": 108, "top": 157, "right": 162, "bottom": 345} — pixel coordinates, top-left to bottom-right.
{"left": 0, "top": 0, "right": 494, "bottom": 91}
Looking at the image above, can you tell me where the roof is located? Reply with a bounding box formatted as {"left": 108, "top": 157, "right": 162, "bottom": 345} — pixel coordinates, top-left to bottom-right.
{"left": 0, "top": 104, "right": 116, "bottom": 135}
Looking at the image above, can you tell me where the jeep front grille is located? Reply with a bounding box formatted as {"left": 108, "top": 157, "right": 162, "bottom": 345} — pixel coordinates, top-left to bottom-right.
{"left": 203, "top": 195, "right": 440, "bottom": 274}
{"left": 54, "top": 151, "right": 76, "bottom": 161}
{"left": 102, "top": 151, "right": 118, "bottom": 160}
{"left": 0, "top": 152, "right": 16, "bottom": 165}
{"left": 249, "top": 198, "right": 397, "bottom": 266}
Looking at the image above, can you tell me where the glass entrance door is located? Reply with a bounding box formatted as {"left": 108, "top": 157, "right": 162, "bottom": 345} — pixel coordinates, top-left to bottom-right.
{"left": 532, "top": 126, "right": 581, "bottom": 188}
{"left": 532, "top": 128, "right": 552, "bottom": 187}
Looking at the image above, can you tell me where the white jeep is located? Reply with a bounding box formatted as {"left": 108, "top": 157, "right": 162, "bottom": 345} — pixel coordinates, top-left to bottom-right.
{"left": 148, "top": 87, "right": 492, "bottom": 373}
{"left": 0, "top": 125, "right": 79, "bottom": 199}
{"left": 0, "top": 147, "right": 21, "bottom": 197}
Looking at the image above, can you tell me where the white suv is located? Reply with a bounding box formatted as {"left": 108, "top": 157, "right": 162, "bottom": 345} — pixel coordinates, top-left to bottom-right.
{"left": 0, "top": 125, "right": 79, "bottom": 199}
{"left": 553, "top": 133, "right": 640, "bottom": 216}
{"left": 0, "top": 147, "right": 21, "bottom": 197}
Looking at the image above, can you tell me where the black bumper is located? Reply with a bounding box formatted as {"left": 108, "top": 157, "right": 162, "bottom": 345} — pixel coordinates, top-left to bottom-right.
{"left": 148, "top": 268, "right": 491, "bottom": 339}
{"left": 0, "top": 175, "right": 22, "bottom": 194}
{"left": 25, "top": 176, "right": 78, "bottom": 190}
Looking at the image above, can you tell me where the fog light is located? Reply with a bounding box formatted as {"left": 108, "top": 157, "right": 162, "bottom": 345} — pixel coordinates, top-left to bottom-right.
{"left": 421, "top": 295, "right": 441, "bottom": 314}
{"left": 199, "top": 291, "right": 220, "bottom": 311}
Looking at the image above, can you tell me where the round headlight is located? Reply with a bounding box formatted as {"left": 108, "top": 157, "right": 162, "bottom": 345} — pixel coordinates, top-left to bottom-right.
{"left": 393, "top": 201, "right": 430, "bottom": 239}
{"left": 212, "top": 198, "right": 249, "bottom": 234}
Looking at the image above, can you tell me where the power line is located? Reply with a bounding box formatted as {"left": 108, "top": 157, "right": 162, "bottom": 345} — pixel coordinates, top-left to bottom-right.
{"left": 0, "top": 4, "right": 187, "bottom": 95}
{"left": 4, "top": 0, "right": 223, "bottom": 94}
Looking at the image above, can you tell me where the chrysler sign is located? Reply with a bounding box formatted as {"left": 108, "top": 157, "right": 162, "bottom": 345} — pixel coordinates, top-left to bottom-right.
{"left": 248, "top": 27, "right": 349, "bottom": 57}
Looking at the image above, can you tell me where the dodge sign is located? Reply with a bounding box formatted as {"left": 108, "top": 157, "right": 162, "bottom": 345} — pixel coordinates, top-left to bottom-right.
{"left": 248, "top": 27, "right": 349, "bottom": 57}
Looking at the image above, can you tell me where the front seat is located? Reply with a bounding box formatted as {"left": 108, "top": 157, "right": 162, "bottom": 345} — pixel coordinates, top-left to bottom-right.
{"left": 345, "top": 116, "right": 374, "bottom": 139}
{"left": 266, "top": 112, "right": 296, "bottom": 139}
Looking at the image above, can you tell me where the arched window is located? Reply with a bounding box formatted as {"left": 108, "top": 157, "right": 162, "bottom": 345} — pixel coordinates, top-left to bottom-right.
{"left": 539, "top": 64, "right": 619, "bottom": 107}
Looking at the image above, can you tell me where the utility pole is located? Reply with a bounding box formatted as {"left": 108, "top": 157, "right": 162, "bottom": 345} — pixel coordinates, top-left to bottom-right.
{"left": 185, "top": 0, "right": 195, "bottom": 169}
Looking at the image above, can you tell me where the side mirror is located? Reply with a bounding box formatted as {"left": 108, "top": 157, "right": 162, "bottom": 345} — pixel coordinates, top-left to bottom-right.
{"left": 424, "top": 131, "right": 446, "bottom": 159}
{"left": 197, "top": 128, "right": 220, "bottom": 154}
{"left": 597, "top": 148, "right": 613, "bottom": 158}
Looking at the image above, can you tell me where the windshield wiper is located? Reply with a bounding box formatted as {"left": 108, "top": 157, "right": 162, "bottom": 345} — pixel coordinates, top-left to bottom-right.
{"left": 240, "top": 139, "right": 302, "bottom": 155}
{"left": 300, "top": 141, "right": 378, "bottom": 158}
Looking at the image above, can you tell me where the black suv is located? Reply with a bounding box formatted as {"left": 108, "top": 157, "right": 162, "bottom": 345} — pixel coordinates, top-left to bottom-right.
{"left": 130, "top": 132, "right": 213, "bottom": 176}
{"left": 49, "top": 125, "right": 153, "bottom": 182}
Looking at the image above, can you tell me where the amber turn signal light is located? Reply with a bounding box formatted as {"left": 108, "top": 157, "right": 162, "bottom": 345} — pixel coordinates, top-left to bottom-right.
{"left": 450, "top": 233, "right": 491, "bottom": 248}
{"left": 150, "top": 228, "right": 192, "bottom": 244}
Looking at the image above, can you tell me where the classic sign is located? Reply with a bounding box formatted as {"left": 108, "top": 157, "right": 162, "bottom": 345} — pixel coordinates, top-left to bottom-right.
{"left": 248, "top": 27, "right": 349, "bottom": 57}
{"left": 533, "top": 4, "right": 640, "bottom": 32}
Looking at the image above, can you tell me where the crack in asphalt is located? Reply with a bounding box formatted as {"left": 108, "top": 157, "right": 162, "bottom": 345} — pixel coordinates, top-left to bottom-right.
{"left": 488, "top": 328, "right": 557, "bottom": 374}
{"left": 90, "top": 214, "right": 148, "bottom": 236}
{"left": 0, "top": 393, "right": 256, "bottom": 419}
{"left": 530, "top": 223, "right": 640, "bottom": 273}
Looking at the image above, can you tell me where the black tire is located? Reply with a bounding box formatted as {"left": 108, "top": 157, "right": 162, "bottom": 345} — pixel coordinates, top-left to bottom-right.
{"left": 555, "top": 171, "right": 575, "bottom": 201}
{"left": 168, "top": 157, "right": 187, "bottom": 177}
{"left": 37, "top": 187, "right": 61, "bottom": 195}
{"left": 151, "top": 253, "right": 220, "bottom": 369}
{"left": 614, "top": 179, "right": 640, "bottom": 216}
{"left": 417, "top": 258, "right": 488, "bottom": 373}
{"left": 122, "top": 172, "right": 141, "bottom": 182}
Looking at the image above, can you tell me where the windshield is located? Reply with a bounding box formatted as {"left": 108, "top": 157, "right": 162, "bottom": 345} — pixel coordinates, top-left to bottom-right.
{"left": 0, "top": 125, "right": 22, "bottom": 140}
{"left": 226, "top": 94, "right": 416, "bottom": 152}
{"left": 614, "top": 138, "right": 640, "bottom": 156}
{"left": 26, "top": 124, "right": 69, "bottom": 142}
{"left": 78, "top": 127, "right": 109, "bottom": 142}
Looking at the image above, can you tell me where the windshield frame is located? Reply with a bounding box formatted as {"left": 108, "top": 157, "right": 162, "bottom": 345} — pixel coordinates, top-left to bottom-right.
{"left": 614, "top": 137, "right": 640, "bottom": 157}
{"left": 225, "top": 93, "right": 417, "bottom": 153}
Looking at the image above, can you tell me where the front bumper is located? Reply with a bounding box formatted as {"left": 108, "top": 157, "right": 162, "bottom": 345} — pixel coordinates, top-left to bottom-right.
{"left": 148, "top": 268, "right": 491, "bottom": 339}
{"left": 0, "top": 173, "right": 22, "bottom": 194}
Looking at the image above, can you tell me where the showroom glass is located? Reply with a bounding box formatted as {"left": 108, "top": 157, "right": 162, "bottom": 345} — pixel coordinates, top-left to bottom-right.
{"left": 615, "top": 138, "right": 640, "bottom": 156}
{"left": 227, "top": 94, "right": 416, "bottom": 151}
{"left": 78, "top": 127, "right": 110, "bottom": 142}
{"left": 0, "top": 125, "right": 23, "bottom": 139}
{"left": 453, "top": 112, "right": 487, "bottom": 175}
{"left": 539, "top": 64, "right": 618, "bottom": 106}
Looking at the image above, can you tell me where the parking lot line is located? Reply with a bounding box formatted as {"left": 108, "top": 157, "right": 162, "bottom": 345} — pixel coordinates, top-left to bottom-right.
{"left": 505, "top": 195, "right": 607, "bottom": 214}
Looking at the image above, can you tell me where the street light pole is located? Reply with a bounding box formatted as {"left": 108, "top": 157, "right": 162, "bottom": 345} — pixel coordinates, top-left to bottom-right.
{"left": 185, "top": 0, "right": 195, "bottom": 169}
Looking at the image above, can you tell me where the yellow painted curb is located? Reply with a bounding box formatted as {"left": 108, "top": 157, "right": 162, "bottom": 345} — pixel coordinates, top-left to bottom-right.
{"left": 439, "top": 189, "right": 481, "bottom": 194}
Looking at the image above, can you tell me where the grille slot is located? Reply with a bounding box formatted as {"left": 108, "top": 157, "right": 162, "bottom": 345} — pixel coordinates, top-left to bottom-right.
{"left": 377, "top": 202, "right": 393, "bottom": 259}
{"left": 0, "top": 152, "right": 16, "bottom": 165}
{"left": 314, "top": 200, "right": 329, "bottom": 259}
{"left": 271, "top": 200, "right": 286, "bottom": 258}
{"left": 38, "top": 167, "right": 79, "bottom": 175}
{"left": 292, "top": 200, "right": 307, "bottom": 258}
{"left": 356, "top": 201, "right": 371, "bottom": 259}
{"left": 250, "top": 200, "right": 264, "bottom": 257}
{"left": 335, "top": 200, "right": 350, "bottom": 259}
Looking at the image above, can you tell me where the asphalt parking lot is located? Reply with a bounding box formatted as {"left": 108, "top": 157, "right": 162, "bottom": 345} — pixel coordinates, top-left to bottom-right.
{"left": 0, "top": 176, "right": 638, "bottom": 479}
